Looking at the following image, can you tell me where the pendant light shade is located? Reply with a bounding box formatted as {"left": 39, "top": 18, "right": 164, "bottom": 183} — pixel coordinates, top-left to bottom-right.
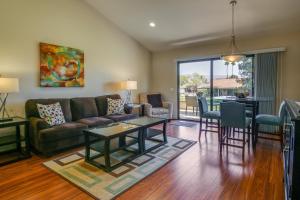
{"left": 221, "top": 0, "right": 245, "bottom": 63}
{"left": 221, "top": 54, "right": 245, "bottom": 63}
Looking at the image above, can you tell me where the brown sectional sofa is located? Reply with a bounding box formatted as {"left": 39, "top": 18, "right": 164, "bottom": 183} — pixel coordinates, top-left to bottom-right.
{"left": 25, "top": 94, "right": 136, "bottom": 156}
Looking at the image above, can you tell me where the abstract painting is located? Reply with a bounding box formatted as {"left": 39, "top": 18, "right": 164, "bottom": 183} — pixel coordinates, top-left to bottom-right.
{"left": 40, "top": 43, "right": 84, "bottom": 87}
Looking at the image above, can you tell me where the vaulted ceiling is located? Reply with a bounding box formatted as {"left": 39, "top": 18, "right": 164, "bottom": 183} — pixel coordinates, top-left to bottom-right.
{"left": 85, "top": 0, "right": 300, "bottom": 51}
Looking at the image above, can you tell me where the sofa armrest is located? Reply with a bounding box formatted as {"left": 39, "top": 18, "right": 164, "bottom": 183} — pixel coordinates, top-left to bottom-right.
{"left": 143, "top": 103, "right": 153, "bottom": 117}
{"left": 29, "top": 117, "right": 50, "bottom": 131}
{"left": 162, "top": 101, "right": 173, "bottom": 119}
{"left": 28, "top": 117, "right": 51, "bottom": 150}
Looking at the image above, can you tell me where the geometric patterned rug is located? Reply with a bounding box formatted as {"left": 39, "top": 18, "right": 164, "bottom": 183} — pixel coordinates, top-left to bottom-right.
{"left": 43, "top": 136, "right": 196, "bottom": 200}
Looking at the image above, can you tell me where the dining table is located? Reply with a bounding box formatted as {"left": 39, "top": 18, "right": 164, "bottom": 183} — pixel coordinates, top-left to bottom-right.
{"left": 214, "top": 96, "right": 260, "bottom": 148}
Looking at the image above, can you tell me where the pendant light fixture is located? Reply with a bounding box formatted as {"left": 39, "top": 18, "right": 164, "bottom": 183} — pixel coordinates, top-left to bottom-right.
{"left": 221, "top": 0, "right": 245, "bottom": 63}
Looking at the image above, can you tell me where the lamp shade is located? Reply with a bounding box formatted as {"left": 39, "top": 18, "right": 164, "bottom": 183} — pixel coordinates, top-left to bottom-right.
{"left": 221, "top": 54, "right": 245, "bottom": 63}
{"left": 0, "top": 78, "right": 19, "bottom": 93}
{"left": 121, "top": 80, "right": 137, "bottom": 90}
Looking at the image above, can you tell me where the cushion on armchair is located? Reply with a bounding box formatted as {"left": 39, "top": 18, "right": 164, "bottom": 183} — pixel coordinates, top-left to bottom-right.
{"left": 151, "top": 107, "right": 169, "bottom": 115}
{"left": 147, "top": 94, "right": 163, "bottom": 108}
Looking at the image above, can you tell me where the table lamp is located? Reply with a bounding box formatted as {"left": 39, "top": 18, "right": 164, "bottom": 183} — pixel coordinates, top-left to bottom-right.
{"left": 0, "top": 77, "right": 19, "bottom": 122}
{"left": 121, "top": 80, "right": 137, "bottom": 104}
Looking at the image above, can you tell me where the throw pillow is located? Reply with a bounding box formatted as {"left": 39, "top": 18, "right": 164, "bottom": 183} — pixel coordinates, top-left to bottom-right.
{"left": 147, "top": 94, "right": 163, "bottom": 107}
{"left": 37, "top": 102, "right": 66, "bottom": 126}
{"left": 107, "top": 98, "right": 125, "bottom": 115}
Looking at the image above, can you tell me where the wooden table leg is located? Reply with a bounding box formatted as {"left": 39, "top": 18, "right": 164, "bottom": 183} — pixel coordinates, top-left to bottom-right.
{"left": 163, "top": 122, "right": 167, "bottom": 143}
{"left": 138, "top": 129, "right": 143, "bottom": 154}
{"left": 252, "top": 101, "right": 259, "bottom": 148}
{"left": 104, "top": 139, "right": 111, "bottom": 171}
{"left": 24, "top": 122, "right": 31, "bottom": 156}
{"left": 84, "top": 132, "right": 90, "bottom": 161}
{"left": 15, "top": 125, "right": 21, "bottom": 152}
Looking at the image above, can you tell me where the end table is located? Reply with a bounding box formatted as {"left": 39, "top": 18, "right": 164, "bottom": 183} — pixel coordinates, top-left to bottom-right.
{"left": 127, "top": 103, "right": 145, "bottom": 116}
{"left": 0, "top": 117, "right": 31, "bottom": 166}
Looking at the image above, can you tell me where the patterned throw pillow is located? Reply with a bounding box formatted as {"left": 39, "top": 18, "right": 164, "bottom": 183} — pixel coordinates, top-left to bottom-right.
{"left": 107, "top": 98, "right": 125, "bottom": 115}
{"left": 37, "top": 102, "right": 66, "bottom": 126}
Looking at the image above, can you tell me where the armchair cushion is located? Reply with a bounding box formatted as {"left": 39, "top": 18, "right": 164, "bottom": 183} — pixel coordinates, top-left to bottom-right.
{"left": 152, "top": 107, "right": 169, "bottom": 115}
{"left": 147, "top": 94, "right": 163, "bottom": 108}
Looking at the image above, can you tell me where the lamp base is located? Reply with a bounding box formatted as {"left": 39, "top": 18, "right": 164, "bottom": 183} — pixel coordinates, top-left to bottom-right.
{"left": 0, "top": 118, "right": 13, "bottom": 122}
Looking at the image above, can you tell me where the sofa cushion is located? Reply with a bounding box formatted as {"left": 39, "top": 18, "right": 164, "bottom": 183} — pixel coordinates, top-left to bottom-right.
{"left": 71, "top": 97, "right": 98, "bottom": 121}
{"left": 95, "top": 94, "right": 121, "bottom": 116}
{"left": 152, "top": 107, "right": 169, "bottom": 115}
{"left": 38, "top": 122, "right": 88, "bottom": 142}
{"left": 25, "top": 99, "right": 72, "bottom": 122}
{"left": 147, "top": 94, "right": 163, "bottom": 108}
{"left": 37, "top": 102, "right": 66, "bottom": 126}
{"left": 105, "top": 114, "right": 137, "bottom": 122}
{"left": 107, "top": 98, "right": 125, "bottom": 115}
{"left": 77, "top": 117, "right": 113, "bottom": 127}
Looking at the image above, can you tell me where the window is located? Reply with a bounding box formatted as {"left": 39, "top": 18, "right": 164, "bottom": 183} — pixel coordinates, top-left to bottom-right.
{"left": 178, "top": 56, "right": 254, "bottom": 120}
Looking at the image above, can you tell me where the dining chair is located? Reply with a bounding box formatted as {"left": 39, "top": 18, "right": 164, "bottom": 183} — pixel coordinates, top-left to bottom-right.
{"left": 255, "top": 101, "right": 286, "bottom": 148}
{"left": 198, "top": 97, "right": 220, "bottom": 140}
{"left": 220, "top": 102, "right": 251, "bottom": 158}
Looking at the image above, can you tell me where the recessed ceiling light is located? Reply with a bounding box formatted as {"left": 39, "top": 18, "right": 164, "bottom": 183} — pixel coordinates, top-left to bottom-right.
{"left": 149, "top": 22, "right": 156, "bottom": 27}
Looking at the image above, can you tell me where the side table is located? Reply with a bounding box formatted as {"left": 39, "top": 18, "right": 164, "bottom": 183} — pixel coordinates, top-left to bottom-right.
{"left": 0, "top": 117, "right": 31, "bottom": 166}
{"left": 127, "top": 103, "right": 145, "bottom": 116}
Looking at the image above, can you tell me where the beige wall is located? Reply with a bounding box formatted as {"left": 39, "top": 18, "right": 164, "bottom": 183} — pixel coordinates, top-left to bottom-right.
{"left": 0, "top": 0, "right": 151, "bottom": 117}
{"left": 151, "top": 31, "right": 300, "bottom": 117}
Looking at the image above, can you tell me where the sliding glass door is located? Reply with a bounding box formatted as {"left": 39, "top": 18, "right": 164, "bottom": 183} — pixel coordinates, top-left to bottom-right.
{"left": 178, "top": 60, "right": 211, "bottom": 120}
{"left": 178, "top": 57, "right": 253, "bottom": 120}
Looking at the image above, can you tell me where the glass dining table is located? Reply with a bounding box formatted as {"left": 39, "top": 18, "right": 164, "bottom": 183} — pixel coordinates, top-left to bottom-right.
{"left": 214, "top": 96, "right": 260, "bottom": 148}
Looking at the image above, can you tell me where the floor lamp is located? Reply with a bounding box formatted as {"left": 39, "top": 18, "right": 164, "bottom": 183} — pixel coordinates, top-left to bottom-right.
{"left": 0, "top": 77, "right": 19, "bottom": 122}
{"left": 121, "top": 80, "right": 137, "bottom": 104}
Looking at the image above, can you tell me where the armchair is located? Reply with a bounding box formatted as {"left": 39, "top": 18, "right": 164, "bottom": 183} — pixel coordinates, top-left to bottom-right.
{"left": 139, "top": 93, "right": 173, "bottom": 119}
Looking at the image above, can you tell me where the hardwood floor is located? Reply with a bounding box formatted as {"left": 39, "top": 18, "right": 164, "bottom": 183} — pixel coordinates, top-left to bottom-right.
{"left": 0, "top": 121, "right": 284, "bottom": 200}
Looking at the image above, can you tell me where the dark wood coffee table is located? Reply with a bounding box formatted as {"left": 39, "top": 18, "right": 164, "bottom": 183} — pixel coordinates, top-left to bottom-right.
{"left": 84, "top": 122, "right": 142, "bottom": 172}
{"left": 123, "top": 117, "right": 168, "bottom": 153}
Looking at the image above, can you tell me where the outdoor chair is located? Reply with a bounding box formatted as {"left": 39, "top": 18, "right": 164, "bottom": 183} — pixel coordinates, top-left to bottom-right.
{"left": 185, "top": 95, "right": 199, "bottom": 116}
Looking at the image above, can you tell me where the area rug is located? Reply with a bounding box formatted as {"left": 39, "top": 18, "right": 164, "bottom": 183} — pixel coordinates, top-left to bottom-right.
{"left": 43, "top": 135, "right": 196, "bottom": 200}
{"left": 169, "top": 121, "right": 197, "bottom": 128}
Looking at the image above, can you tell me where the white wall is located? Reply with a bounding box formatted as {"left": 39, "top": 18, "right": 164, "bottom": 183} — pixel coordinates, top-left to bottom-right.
{"left": 0, "top": 0, "right": 151, "bottom": 117}
{"left": 151, "top": 31, "right": 300, "bottom": 117}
